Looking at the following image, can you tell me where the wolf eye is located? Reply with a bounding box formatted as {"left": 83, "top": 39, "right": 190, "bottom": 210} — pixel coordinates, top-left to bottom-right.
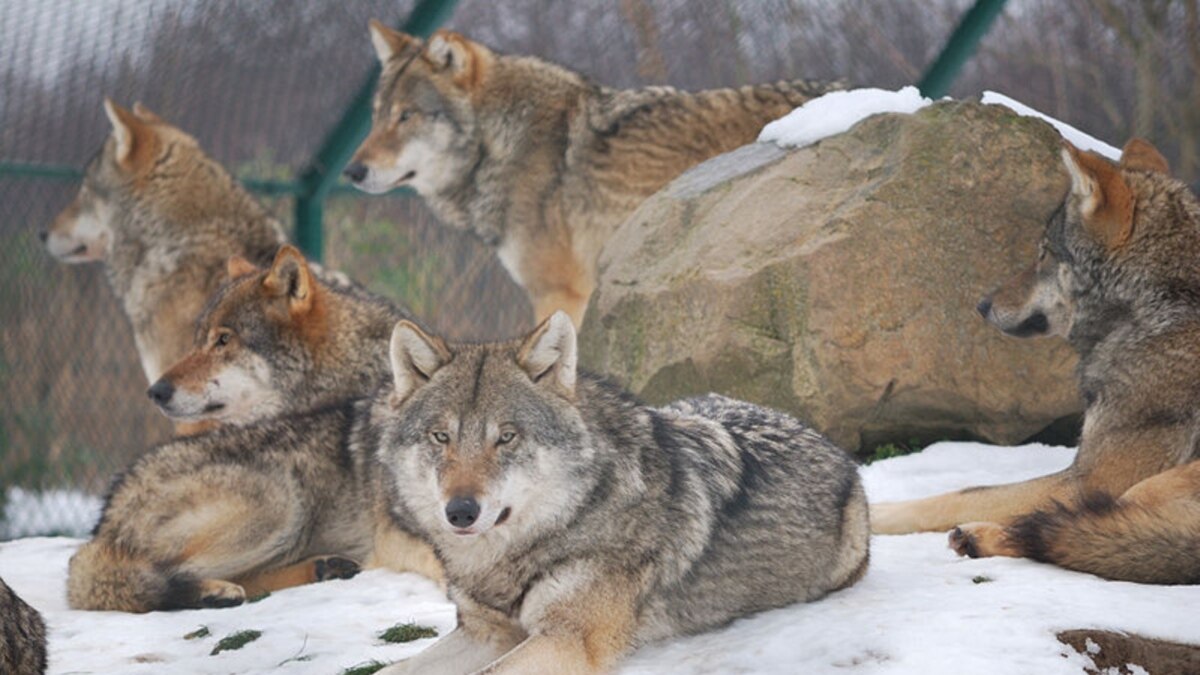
{"left": 214, "top": 330, "right": 232, "bottom": 348}
{"left": 497, "top": 430, "right": 517, "bottom": 445}
{"left": 431, "top": 431, "right": 451, "bottom": 444}
{"left": 398, "top": 109, "right": 413, "bottom": 122}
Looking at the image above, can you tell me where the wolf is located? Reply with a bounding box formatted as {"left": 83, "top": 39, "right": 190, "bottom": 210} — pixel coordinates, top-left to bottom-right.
{"left": 347, "top": 23, "right": 840, "bottom": 325}
{"left": 872, "top": 138, "right": 1200, "bottom": 584}
{"left": 146, "top": 244, "right": 405, "bottom": 426}
{"left": 370, "top": 311, "right": 869, "bottom": 674}
{"left": 40, "top": 100, "right": 352, "bottom": 435}
{"left": 0, "top": 577, "right": 46, "bottom": 675}
{"left": 68, "top": 249, "right": 440, "bottom": 612}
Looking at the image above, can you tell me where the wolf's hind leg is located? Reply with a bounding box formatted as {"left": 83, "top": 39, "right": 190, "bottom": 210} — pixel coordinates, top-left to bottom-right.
{"left": 233, "top": 555, "right": 362, "bottom": 597}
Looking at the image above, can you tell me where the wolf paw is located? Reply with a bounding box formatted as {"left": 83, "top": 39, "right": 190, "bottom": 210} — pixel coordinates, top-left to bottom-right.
{"left": 198, "top": 579, "right": 246, "bottom": 608}
{"left": 948, "top": 526, "right": 980, "bottom": 558}
{"left": 314, "top": 555, "right": 361, "bottom": 581}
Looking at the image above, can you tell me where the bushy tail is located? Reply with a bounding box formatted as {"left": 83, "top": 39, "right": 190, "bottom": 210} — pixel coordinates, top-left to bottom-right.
{"left": 1008, "top": 493, "right": 1200, "bottom": 585}
{"left": 66, "top": 540, "right": 200, "bottom": 613}
{"left": 0, "top": 577, "right": 47, "bottom": 675}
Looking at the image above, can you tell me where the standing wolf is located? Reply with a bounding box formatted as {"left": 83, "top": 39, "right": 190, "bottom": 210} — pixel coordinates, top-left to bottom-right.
{"left": 874, "top": 139, "right": 1200, "bottom": 584}
{"left": 372, "top": 311, "right": 868, "bottom": 673}
{"left": 68, "top": 248, "right": 440, "bottom": 612}
{"left": 0, "top": 578, "right": 46, "bottom": 675}
{"left": 347, "top": 23, "right": 839, "bottom": 324}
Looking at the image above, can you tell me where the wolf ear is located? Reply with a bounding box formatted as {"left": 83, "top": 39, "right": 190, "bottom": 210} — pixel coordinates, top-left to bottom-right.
{"left": 517, "top": 311, "right": 577, "bottom": 396}
{"left": 368, "top": 19, "right": 417, "bottom": 63}
{"left": 226, "top": 255, "right": 259, "bottom": 280}
{"left": 103, "top": 98, "right": 157, "bottom": 168}
{"left": 131, "top": 102, "right": 165, "bottom": 124}
{"left": 262, "top": 245, "right": 316, "bottom": 314}
{"left": 390, "top": 321, "right": 451, "bottom": 403}
{"left": 1061, "top": 144, "right": 1135, "bottom": 250}
{"left": 425, "top": 31, "right": 489, "bottom": 86}
{"left": 1119, "top": 138, "right": 1170, "bottom": 175}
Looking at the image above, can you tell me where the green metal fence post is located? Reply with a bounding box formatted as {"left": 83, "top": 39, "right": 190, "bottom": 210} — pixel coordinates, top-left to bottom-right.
{"left": 292, "top": 0, "right": 461, "bottom": 262}
{"left": 917, "top": 0, "right": 1009, "bottom": 99}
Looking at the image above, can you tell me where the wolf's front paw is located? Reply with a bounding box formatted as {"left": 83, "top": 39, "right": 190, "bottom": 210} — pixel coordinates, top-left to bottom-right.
{"left": 314, "top": 555, "right": 361, "bottom": 581}
{"left": 198, "top": 579, "right": 246, "bottom": 608}
{"left": 949, "top": 522, "right": 1014, "bottom": 558}
{"left": 948, "top": 526, "right": 981, "bottom": 558}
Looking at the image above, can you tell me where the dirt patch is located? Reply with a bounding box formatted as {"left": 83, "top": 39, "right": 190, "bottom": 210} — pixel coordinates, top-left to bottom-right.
{"left": 1059, "top": 629, "right": 1200, "bottom": 674}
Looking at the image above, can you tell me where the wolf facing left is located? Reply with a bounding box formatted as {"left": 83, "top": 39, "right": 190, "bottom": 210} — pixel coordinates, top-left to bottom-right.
{"left": 67, "top": 247, "right": 442, "bottom": 612}
{"left": 370, "top": 311, "right": 869, "bottom": 674}
{"left": 0, "top": 577, "right": 46, "bottom": 675}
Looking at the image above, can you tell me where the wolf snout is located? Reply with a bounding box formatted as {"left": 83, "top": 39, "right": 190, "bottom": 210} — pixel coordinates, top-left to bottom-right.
{"left": 343, "top": 162, "right": 368, "bottom": 184}
{"left": 445, "top": 496, "right": 481, "bottom": 528}
{"left": 146, "top": 378, "right": 175, "bottom": 407}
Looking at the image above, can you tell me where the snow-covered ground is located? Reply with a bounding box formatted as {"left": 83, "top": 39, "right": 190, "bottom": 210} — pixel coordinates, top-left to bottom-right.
{"left": 2, "top": 441, "right": 1196, "bottom": 674}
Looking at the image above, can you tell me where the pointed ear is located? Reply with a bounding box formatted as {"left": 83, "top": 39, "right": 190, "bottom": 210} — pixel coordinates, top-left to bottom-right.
{"left": 1061, "top": 144, "right": 1135, "bottom": 250}
{"left": 368, "top": 19, "right": 417, "bottom": 63}
{"left": 1119, "top": 137, "right": 1170, "bottom": 175}
{"left": 262, "top": 245, "right": 316, "bottom": 313}
{"left": 226, "top": 255, "right": 259, "bottom": 280}
{"left": 424, "top": 30, "right": 490, "bottom": 87}
{"left": 517, "top": 311, "right": 577, "bottom": 396}
{"left": 131, "top": 102, "right": 165, "bottom": 124}
{"left": 390, "top": 320, "right": 451, "bottom": 403}
{"left": 103, "top": 97, "right": 153, "bottom": 165}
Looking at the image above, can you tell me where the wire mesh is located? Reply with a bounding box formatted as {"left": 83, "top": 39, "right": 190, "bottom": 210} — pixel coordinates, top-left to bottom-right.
{"left": 2, "top": 0, "right": 1197, "bottom": 539}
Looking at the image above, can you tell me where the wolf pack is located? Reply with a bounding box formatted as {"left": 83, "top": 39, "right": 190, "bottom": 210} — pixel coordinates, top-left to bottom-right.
{"left": 2, "top": 20, "right": 1199, "bottom": 675}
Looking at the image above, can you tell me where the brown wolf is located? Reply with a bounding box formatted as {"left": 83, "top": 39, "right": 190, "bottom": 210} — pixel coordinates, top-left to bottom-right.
{"left": 69, "top": 249, "right": 440, "bottom": 612}
{"left": 347, "top": 22, "right": 839, "bottom": 325}
{"left": 0, "top": 577, "right": 46, "bottom": 675}
{"left": 41, "top": 101, "right": 351, "bottom": 434}
{"left": 874, "top": 138, "right": 1200, "bottom": 584}
{"left": 372, "top": 311, "right": 868, "bottom": 674}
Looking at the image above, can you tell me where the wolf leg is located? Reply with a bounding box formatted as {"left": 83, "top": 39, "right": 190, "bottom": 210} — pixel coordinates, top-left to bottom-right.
{"left": 365, "top": 520, "right": 445, "bottom": 586}
{"left": 871, "top": 470, "right": 1077, "bottom": 534}
{"left": 233, "top": 555, "right": 361, "bottom": 597}
{"left": 377, "top": 598, "right": 525, "bottom": 675}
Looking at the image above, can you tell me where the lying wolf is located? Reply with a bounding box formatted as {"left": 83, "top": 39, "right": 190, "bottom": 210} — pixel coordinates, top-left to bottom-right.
{"left": 372, "top": 311, "right": 869, "bottom": 673}
{"left": 875, "top": 138, "right": 1200, "bottom": 584}
{"left": 347, "top": 23, "right": 839, "bottom": 325}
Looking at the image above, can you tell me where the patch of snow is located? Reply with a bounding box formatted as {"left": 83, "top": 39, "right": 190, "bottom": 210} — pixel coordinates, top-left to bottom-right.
{"left": 1, "top": 441, "right": 1196, "bottom": 674}
{"left": 758, "top": 86, "right": 932, "bottom": 149}
{"left": 1, "top": 487, "right": 102, "bottom": 540}
{"left": 981, "top": 91, "right": 1121, "bottom": 160}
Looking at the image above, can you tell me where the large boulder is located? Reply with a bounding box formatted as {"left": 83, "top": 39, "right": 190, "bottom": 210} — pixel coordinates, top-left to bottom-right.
{"left": 578, "top": 100, "right": 1083, "bottom": 454}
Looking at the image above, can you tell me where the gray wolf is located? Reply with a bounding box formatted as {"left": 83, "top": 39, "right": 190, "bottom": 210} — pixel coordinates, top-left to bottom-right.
{"left": 872, "top": 138, "right": 1200, "bottom": 584}
{"left": 68, "top": 250, "right": 440, "bottom": 611}
{"left": 0, "top": 577, "right": 46, "bottom": 675}
{"left": 347, "top": 23, "right": 839, "bottom": 325}
{"left": 372, "top": 311, "right": 869, "bottom": 673}
{"left": 40, "top": 100, "right": 351, "bottom": 433}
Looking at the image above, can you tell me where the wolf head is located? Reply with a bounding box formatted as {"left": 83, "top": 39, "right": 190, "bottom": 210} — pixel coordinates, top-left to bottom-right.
{"left": 42, "top": 100, "right": 202, "bottom": 262}
{"left": 978, "top": 137, "right": 1188, "bottom": 345}
{"left": 376, "top": 311, "right": 598, "bottom": 541}
{"left": 147, "top": 245, "right": 327, "bottom": 424}
{"left": 344, "top": 22, "right": 496, "bottom": 196}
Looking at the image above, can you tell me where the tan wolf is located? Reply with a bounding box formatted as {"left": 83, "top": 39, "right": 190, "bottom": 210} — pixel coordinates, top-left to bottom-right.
{"left": 873, "top": 138, "right": 1200, "bottom": 584}
{"left": 41, "top": 100, "right": 350, "bottom": 433}
{"left": 372, "top": 311, "right": 868, "bottom": 674}
{"left": 346, "top": 23, "right": 839, "bottom": 325}
{"left": 68, "top": 249, "right": 440, "bottom": 612}
{"left": 0, "top": 577, "right": 46, "bottom": 675}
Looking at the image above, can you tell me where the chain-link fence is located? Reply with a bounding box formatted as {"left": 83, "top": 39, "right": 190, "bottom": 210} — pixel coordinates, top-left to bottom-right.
{"left": 2, "top": 0, "right": 1196, "bottom": 540}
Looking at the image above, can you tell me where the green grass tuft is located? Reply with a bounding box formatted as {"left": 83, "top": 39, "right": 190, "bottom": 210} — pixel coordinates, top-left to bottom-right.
{"left": 246, "top": 590, "right": 271, "bottom": 603}
{"left": 972, "top": 575, "right": 994, "bottom": 584}
{"left": 379, "top": 622, "right": 439, "bottom": 644}
{"left": 210, "top": 629, "right": 262, "bottom": 655}
{"left": 341, "top": 660, "right": 391, "bottom": 675}
{"left": 183, "top": 626, "right": 210, "bottom": 640}
{"left": 865, "top": 439, "right": 924, "bottom": 464}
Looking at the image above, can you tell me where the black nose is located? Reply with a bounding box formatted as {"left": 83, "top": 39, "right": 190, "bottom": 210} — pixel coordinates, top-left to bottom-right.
{"left": 146, "top": 378, "right": 175, "bottom": 406}
{"left": 976, "top": 297, "right": 993, "bottom": 318}
{"left": 445, "top": 496, "right": 480, "bottom": 528}
{"left": 38, "top": 230, "right": 49, "bottom": 243}
{"left": 343, "top": 162, "right": 368, "bottom": 183}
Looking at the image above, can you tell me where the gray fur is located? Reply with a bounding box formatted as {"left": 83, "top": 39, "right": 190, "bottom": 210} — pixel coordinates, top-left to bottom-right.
{"left": 0, "top": 577, "right": 47, "bottom": 675}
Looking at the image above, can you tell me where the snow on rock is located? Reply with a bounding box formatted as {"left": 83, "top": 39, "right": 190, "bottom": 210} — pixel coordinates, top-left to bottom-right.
{"left": 1, "top": 487, "right": 102, "bottom": 539}
{"left": 758, "top": 86, "right": 932, "bottom": 148}
{"left": 1, "top": 441, "right": 1197, "bottom": 674}
{"left": 981, "top": 91, "right": 1121, "bottom": 160}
